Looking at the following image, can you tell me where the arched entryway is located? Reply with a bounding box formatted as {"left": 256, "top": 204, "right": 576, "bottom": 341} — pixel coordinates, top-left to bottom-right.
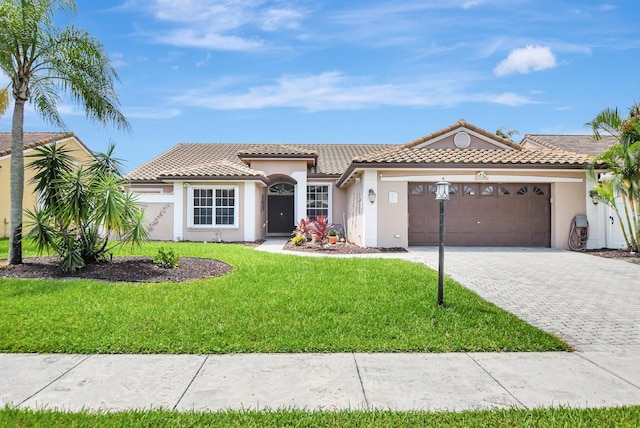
{"left": 267, "top": 181, "right": 296, "bottom": 235}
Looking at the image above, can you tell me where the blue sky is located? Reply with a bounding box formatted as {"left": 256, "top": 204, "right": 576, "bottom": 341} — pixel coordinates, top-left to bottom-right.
{"left": 1, "top": 0, "right": 639, "bottom": 170}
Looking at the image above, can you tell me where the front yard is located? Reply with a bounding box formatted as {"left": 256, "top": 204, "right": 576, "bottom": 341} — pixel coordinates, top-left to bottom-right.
{"left": 0, "top": 240, "right": 569, "bottom": 354}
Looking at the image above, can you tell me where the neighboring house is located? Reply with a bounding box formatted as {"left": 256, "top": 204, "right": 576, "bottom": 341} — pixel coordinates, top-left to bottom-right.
{"left": 125, "top": 120, "right": 618, "bottom": 249}
{"left": 0, "top": 132, "right": 93, "bottom": 238}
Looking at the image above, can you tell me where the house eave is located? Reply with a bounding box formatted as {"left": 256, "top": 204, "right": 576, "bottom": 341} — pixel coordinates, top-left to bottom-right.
{"left": 158, "top": 175, "right": 270, "bottom": 185}
{"left": 337, "top": 161, "right": 592, "bottom": 188}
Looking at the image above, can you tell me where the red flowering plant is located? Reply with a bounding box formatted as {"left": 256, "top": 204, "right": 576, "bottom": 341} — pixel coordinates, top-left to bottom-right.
{"left": 310, "top": 215, "right": 330, "bottom": 248}
{"left": 291, "top": 216, "right": 311, "bottom": 246}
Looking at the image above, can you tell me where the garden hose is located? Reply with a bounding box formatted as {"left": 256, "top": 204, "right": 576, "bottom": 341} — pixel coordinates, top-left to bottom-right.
{"left": 568, "top": 215, "right": 589, "bottom": 251}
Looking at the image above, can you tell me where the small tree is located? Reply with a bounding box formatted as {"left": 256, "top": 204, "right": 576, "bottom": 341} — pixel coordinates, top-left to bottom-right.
{"left": 587, "top": 104, "right": 640, "bottom": 252}
{"left": 25, "top": 143, "right": 148, "bottom": 272}
{"left": 496, "top": 127, "right": 520, "bottom": 142}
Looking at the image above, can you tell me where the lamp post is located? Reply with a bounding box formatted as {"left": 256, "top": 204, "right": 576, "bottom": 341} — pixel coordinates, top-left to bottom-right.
{"left": 435, "top": 178, "right": 450, "bottom": 306}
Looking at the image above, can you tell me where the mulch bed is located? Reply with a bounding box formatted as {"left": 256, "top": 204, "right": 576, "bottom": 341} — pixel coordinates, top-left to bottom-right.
{"left": 283, "top": 241, "right": 407, "bottom": 254}
{"left": 584, "top": 248, "right": 640, "bottom": 263}
{"left": 0, "top": 256, "right": 233, "bottom": 283}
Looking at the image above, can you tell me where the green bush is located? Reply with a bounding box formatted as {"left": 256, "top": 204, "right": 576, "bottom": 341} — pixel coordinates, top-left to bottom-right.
{"left": 153, "top": 247, "right": 179, "bottom": 269}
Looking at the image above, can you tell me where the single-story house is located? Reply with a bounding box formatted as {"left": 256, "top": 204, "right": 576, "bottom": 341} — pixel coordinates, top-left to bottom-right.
{"left": 125, "top": 120, "right": 622, "bottom": 249}
{"left": 0, "top": 132, "right": 93, "bottom": 238}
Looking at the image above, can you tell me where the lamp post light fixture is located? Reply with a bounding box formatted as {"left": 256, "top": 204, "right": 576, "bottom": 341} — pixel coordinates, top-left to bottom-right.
{"left": 434, "top": 178, "right": 450, "bottom": 306}
{"left": 368, "top": 188, "right": 376, "bottom": 204}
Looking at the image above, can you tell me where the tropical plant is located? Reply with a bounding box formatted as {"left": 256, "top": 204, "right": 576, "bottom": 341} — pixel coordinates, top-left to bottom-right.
{"left": 496, "top": 127, "right": 520, "bottom": 141}
{"left": 0, "top": 0, "right": 131, "bottom": 265}
{"left": 154, "top": 247, "right": 179, "bottom": 269}
{"left": 293, "top": 216, "right": 311, "bottom": 238}
{"left": 24, "top": 143, "right": 148, "bottom": 272}
{"left": 310, "top": 215, "right": 330, "bottom": 248}
{"left": 587, "top": 104, "right": 640, "bottom": 252}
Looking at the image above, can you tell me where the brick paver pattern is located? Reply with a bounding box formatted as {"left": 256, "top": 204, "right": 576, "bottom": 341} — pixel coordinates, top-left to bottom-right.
{"left": 407, "top": 248, "right": 640, "bottom": 352}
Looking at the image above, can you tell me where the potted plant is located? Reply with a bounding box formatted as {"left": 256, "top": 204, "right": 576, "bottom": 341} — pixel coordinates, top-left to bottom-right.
{"left": 328, "top": 229, "right": 338, "bottom": 244}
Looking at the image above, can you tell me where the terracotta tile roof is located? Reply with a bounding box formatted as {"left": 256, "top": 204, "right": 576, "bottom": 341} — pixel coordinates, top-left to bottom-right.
{"left": 158, "top": 160, "right": 266, "bottom": 180}
{"left": 0, "top": 132, "right": 75, "bottom": 157}
{"left": 404, "top": 119, "right": 522, "bottom": 150}
{"left": 237, "top": 144, "right": 318, "bottom": 157}
{"left": 522, "top": 134, "right": 617, "bottom": 156}
{"left": 125, "top": 143, "right": 392, "bottom": 182}
{"left": 352, "top": 147, "right": 592, "bottom": 166}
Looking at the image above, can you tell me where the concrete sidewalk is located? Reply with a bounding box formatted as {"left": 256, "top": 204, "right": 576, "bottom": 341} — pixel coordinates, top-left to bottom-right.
{"left": 2, "top": 351, "right": 640, "bottom": 412}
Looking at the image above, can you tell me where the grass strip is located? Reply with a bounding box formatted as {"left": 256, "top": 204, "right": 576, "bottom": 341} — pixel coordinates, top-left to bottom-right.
{"left": 2, "top": 406, "right": 639, "bottom": 427}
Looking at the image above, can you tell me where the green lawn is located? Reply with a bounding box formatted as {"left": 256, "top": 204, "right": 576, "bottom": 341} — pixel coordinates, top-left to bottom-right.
{"left": 0, "top": 239, "right": 570, "bottom": 354}
{"left": 2, "top": 406, "right": 639, "bottom": 427}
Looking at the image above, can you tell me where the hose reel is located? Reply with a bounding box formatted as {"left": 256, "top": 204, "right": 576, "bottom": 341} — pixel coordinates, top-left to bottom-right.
{"left": 568, "top": 214, "right": 589, "bottom": 251}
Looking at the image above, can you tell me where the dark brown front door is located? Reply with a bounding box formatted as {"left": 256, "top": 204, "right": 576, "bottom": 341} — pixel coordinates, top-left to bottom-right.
{"left": 268, "top": 194, "right": 295, "bottom": 235}
{"left": 408, "top": 183, "right": 551, "bottom": 247}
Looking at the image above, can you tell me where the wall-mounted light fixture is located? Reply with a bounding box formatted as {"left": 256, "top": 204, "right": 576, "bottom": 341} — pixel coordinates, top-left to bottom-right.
{"left": 589, "top": 190, "right": 599, "bottom": 206}
{"left": 368, "top": 188, "right": 376, "bottom": 204}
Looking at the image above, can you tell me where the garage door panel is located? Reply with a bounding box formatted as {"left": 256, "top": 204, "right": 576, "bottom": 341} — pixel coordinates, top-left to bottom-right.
{"left": 409, "top": 182, "right": 550, "bottom": 247}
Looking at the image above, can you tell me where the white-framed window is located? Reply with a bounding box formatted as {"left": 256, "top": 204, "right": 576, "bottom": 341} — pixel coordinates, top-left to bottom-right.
{"left": 187, "top": 185, "right": 239, "bottom": 228}
{"left": 306, "top": 183, "right": 331, "bottom": 221}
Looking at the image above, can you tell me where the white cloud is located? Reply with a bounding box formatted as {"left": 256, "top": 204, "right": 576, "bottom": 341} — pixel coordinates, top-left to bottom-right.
{"left": 156, "top": 30, "right": 262, "bottom": 50}
{"left": 135, "top": 0, "right": 307, "bottom": 50}
{"left": 110, "top": 52, "right": 127, "bottom": 68}
{"left": 261, "top": 8, "right": 304, "bottom": 31}
{"left": 462, "top": 1, "right": 482, "bottom": 9}
{"left": 124, "top": 107, "right": 181, "bottom": 119}
{"left": 171, "top": 71, "right": 537, "bottom": 111}
{"left": 494, "top": 45, "right": 557, "bottom": 76}
{"left": 489, "top": 92, "right": 537, "bottom": 106}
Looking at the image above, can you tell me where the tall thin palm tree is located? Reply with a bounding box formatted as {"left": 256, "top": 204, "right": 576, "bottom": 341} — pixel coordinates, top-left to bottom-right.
{"left": 587, "top": 105, "right": 640, "bottom": 252}
{"left": 0, "top": 0, "right": 130, "bottom": 264}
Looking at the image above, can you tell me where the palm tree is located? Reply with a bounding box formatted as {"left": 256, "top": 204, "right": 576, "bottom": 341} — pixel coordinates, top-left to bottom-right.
{"left": 25, "top": 143, "right": 148, "bottom": 272}
{"left": 0, "top": 0, "right": 130, "bottom": 265}
{"left": 587, "top": 105, "right": 640, "bottom": 252}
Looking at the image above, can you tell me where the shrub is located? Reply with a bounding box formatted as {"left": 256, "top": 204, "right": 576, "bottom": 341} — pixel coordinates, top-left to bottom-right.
{"left": 25, "top": 144, "right": 148, "bottom": 272}
{"left": 154, "top": 247, "right": 180, "bottom": 269}
{"left": 310, "top": 216, "right": 330, "bottom": 247}
{"left": 290, "top": 234, "right": 307, "bottom": 246}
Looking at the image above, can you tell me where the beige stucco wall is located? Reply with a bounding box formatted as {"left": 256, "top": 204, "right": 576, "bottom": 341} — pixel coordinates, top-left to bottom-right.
{"left": 0, "top": 137, "right": 93, "bottom": 238}
{"left": 424, "top": 133, "right": 509, "bottom": 150}
{"left": 255, "top": 185, "right": 267, "bottom": 240}
{"left": 551, "top": 181, "right": 587, "bottom": 249}
{"left": 247, "top": 159, "right": 309, "bottom": 177}
{"left": 330, "top": 183, "right": 348, "bottom": 230}
{"left": 344, "top": 181, "right": 365, "bottom": 246}
{"left": 141, "top": 202, "right": 174, "bottom": 241}
{"left": 376, "top": 180, "right": 409, "bottom": 247}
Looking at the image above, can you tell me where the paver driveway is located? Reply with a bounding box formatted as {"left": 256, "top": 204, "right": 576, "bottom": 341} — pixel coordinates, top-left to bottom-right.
{"left": 407, "top": 247, "right": 640, "bottom": 352}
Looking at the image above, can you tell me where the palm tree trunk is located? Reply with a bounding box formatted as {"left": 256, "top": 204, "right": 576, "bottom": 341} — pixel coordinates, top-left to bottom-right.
{"left": 8, "top": 97, "right": 26, "bottom": 265}
{"left": 620, "top": 193, "right": 638, "bottom": 252}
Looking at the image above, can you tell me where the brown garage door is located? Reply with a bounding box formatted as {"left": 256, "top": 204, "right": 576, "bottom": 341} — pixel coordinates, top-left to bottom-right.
{"left": 408, "top": 183, "right": 551, "bottom": 247}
